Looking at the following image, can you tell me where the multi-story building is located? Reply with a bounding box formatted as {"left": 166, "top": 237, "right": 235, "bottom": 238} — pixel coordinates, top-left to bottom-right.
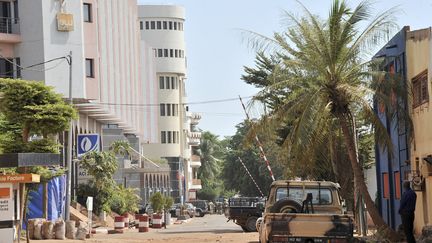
{"left": 374, "top": 26, "right": 432, "bottom": 235}
{"left": 373, "top": 26, "right": 411, "bottom": 230}
{"left": 0, "top": 0, "right": 171, "bottom": 207}
{"left": 138, "top": 5, "right": 202, "bottom": 203}
{"left": 405, "top": 27, "right": 432, "bottom": 235}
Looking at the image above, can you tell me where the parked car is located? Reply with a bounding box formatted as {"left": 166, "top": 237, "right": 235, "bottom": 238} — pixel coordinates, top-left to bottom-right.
{"left": 184, "top": 203, "right": 196, "bottom": 218}
{"left": 169, "top": 203, "right": 196, "bottom": 218}
{"left": 225, "top": 197, "right": 265, "bottom": 232}
{"left": 187, "top": 200, "right": 208, "bottom": 217}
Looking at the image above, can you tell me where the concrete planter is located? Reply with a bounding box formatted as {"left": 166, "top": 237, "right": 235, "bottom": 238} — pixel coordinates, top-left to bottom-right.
{"left": 0, "top": 153, "right": 61, "bottom": 168}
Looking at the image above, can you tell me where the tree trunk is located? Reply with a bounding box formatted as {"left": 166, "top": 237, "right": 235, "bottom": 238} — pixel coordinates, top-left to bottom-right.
{"left": 338, "top": 115, "right": 399, "bottom": 241}
{"left": 22, "top": 126, "right": 30, "bottom": 143}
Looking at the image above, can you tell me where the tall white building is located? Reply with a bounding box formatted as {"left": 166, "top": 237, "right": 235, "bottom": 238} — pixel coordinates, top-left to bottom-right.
{"left": 138, "top": 5, "right": 202, "bottom": 202}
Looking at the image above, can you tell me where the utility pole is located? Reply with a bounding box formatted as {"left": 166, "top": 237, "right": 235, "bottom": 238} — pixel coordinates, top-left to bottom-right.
{"left": 65, "top": 51, "right": 73, "bottom": 220}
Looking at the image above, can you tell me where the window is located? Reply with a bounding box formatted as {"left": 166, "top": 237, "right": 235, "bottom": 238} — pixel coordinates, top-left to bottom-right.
{"left": 160, "top": 104, "right": 166, "bottom": 116}
{"left": 412, "top": 70, "right": 429, "bottom": 108}
{"left": 157, "top": 21, "right": 161, "bottom": 29}
{"left": 150, "top": 21, "right": 155, "bottom": 29}
{"left": 167, "top": 131, "right": 172, "bottom": 143}
{"left": 161, "top": 131, "right": 166, "bottom": 144}
{"left": 179, "top": 22, "right": 183, "bottom": 31}
{"left": 394, "top": 171, "right": 401, "bottom": 199}
{"left": 164, "top": 49, "right": 168, "bottom": 57}
{"left": 158, "top": 49, "right": 163, "bottom": 57}
{"left": 383, "top": 172, "right": 389, "bottom": 199}
{"left": 140, "top": 21, "right": 143, "bottom": 30}
{"left": 159, "top": 76, "right": 165, "bottom": 89}
{"left": 174, "top": 22, "right": 177, "bottom": 30}
{"left": 83, "top": 3, "right": 92, "bottom": 22}
{"left": 163, "top": 21, "right": 167, "bottom": 29}
{"left": 166, "top": 78, "right": 170, "bottom": 89}
{"left": 175, "top": 50, "right": 178, "bottom": 58}
{"left": 85, "top": 58, "right": 94, "bottom": 77}
{"left": 145, "top": 21, "right": 149, "bottom": 30}
{"left": 171, "top": 77, "right": 175, "bottom": 89}
{"left": 173, "top": 132, "right": 177, "bottom": 144}
{"left": 166, "top": 104, "right": 171, "bottom": 116}
{"left": 275, "top": 187, "right": 333, "bottom": 205}
{"left": 169, "top": 21, "right": 173, "bottom": 30}
{"left": 170, "top": 49, "right": 174, "bottom": 57}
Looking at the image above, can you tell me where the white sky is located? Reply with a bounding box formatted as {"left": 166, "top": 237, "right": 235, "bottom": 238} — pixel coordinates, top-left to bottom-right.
{"left": 138, "top": 0, "right": 432, "bottom": 137}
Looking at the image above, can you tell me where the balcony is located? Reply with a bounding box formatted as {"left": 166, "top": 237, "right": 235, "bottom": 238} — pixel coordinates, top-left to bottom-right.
{"left": 189, "top": 178, "right": 202, "bottom": 190}
{"left": 190, "top": 155, "right": 201, "bottom": 168}
{"left": 188, "top": 131, "right": 201, "bottom": 146}
{"left": 190, "top": 112, "right": 201, "bottom": 125}
{"left": 0, "top": 17, "right": 21, "bottom": 43}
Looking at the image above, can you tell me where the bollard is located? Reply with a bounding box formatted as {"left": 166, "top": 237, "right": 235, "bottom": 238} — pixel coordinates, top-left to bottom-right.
{"left": 123, "top": 215, "right": 129, "bottom": 229}
{"left": 134, "top": 214, "right": 141, "bottom": 227}
{"left": 138, "top": 214, "right": 149, "bottom": 232}
{"left": 151, "top": 213, "right": 162, "bottom": 229}
{"left": 114, "top": 216, "right": 125, "bottom": 231}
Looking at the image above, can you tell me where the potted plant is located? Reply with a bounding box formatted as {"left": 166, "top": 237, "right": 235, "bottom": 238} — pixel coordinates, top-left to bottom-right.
{"left": 163, "top": 196, "right": 174, "bottom": 227}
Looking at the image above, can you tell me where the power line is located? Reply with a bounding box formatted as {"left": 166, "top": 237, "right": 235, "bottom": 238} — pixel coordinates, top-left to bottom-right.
{"left": 0, "top": 53, "right": 67, "bottom": 76}
{"left": 82, "top": 95, "right": 254, "bottom": 107}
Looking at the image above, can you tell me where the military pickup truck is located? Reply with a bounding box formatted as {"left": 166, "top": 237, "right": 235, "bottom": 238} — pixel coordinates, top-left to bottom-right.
{"left": 258, "top": 180, "right": 353, "bottom": 243}
{"left": 225, "top": 197, "right": 265, "bottom": 232}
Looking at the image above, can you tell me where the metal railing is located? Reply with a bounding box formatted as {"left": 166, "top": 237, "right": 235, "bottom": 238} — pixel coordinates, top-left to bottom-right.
{"left": 0, "top": 17, "right": 20, "bottom": 34}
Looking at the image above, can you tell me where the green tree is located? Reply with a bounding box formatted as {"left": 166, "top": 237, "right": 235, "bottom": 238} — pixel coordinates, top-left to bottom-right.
{"left": 150, "top": 192, "right": 164, "bottom": 214}
{"left": 222, "top": 122, "right": 284, "bottom": 196}
{"left": 0, "top": 79, "right": 77, "bottom": 152}
{"left": 244, "top": 0, "right": 403, "bottom": 239}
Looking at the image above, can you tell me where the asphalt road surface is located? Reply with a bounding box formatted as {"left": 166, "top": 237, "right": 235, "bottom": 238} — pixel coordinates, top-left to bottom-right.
{"left": 42, "top": 214, "right": 259, "bottom": 243}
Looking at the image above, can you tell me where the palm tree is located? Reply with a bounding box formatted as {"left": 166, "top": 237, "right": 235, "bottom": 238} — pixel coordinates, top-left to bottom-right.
{"left": 197, "top": 131, "right": 221, "bottom": 182}
{"left": 246, "top": 0, "right": 403, "bottom": 240}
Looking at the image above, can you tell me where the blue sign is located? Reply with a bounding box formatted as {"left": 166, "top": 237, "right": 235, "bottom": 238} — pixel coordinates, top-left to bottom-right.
{"left": 77, "top": 134, "right": 100, "bottom": 157}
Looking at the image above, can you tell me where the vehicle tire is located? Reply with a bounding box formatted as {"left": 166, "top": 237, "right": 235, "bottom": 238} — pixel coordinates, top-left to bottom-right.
{"left": 245, "top": 216, "right": 258, "bottom": 232}
{"left": 240, "top": 225, "right": 248, "bottom": 232}
{"left": 270, "top": 199, "right": 302, "bottom": 213}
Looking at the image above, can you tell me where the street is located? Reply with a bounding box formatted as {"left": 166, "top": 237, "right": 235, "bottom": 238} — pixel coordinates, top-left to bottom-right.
{"left": 42, "top": 215, "right": 259, "bottom": 243}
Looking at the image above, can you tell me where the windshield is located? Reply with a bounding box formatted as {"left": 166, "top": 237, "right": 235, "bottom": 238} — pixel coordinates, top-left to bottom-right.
{"left": 275, "top": 187, "right": 333, "bottom": 205}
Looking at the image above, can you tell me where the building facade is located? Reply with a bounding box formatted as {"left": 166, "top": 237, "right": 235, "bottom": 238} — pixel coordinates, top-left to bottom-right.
{"left": 138, "top": 5, "right": 202, "bottom": 203}
{"left": 0, "top": 0, "right": 173, "bottom": 206}
{"left": 405, "top": 27, "right": 432, "bottom": 235}
{"left": 373, "top": 26, "right": 411, "bottom": 230}
{"left": 374, "top": 26, "right": 432, "bottom": 234}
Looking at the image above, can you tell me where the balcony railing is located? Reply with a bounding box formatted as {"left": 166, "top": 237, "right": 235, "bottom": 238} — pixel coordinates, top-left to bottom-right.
{"left": 0, "top": 17, "right": 20, "bottom": 34}
{"left": 192, "top": 179, "right": 201, "bottom": 186}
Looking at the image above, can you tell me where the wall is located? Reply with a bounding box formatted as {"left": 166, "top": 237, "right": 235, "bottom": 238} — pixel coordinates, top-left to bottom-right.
{"left": 406, "top": 27, "right": 432, "bottom": 234}
{"left": 17, "top": 0, "right": 86, "bottom": 98}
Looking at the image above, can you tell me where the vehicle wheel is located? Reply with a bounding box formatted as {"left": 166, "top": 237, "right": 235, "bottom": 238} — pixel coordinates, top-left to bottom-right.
{"left": 240, "top": 225, "right": 248, "bottom": 232}
{"left": 245, "top": 216, "right": 258, "bottom": 232}
{"left": 270, "top": 199, "right": 302, "bottom": 213}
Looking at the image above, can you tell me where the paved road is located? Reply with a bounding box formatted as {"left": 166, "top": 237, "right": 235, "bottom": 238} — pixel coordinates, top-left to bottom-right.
{"left": 42, "top": 214, "right": 259, "bottom": 243}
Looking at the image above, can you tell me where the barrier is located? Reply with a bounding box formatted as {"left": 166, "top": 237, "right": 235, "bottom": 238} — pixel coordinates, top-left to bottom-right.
{"left": 151, "top": 214, "right": 162, "bottom": 229}
{"left": 114, "top": 216, "right": 125, "bottom": 231}
{"left": 138, "top": 214, "right": 149, "bottom": 232}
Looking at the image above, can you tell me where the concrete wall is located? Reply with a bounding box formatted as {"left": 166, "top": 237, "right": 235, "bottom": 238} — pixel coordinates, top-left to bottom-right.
{"left": 17, "top": 0, "right": 86, "bottom": 98}
{"left": 406, "top": 27, "right": 432, "bottom": 234}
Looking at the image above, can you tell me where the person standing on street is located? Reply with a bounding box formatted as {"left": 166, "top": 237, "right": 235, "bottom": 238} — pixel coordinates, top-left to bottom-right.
{"left": 399, "top": 181, "right": 417, "bottom": 243}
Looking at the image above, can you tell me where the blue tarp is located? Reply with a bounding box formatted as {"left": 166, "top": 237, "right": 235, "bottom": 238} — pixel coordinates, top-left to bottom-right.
{"left": 27, "top": 175, "right": 66, "bottom": 222}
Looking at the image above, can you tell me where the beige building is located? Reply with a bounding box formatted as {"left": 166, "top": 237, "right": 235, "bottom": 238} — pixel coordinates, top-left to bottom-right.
{"left": 406, "top": 27, "right": 432, "bottom": 234}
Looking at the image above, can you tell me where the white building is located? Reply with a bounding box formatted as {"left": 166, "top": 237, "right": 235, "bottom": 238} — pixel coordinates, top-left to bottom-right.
{"left": 138, "top": 5, "right": 202, "bottom": 203}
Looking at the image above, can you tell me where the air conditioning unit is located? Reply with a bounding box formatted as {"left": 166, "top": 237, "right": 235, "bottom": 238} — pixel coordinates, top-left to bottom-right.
{"left": 412, "top": 175, "right": 424, "bottom": 191}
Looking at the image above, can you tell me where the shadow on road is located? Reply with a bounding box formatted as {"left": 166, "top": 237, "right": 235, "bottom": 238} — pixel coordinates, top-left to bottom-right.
{"left": 160, "top": 229, "right": 248, "bottom": 235}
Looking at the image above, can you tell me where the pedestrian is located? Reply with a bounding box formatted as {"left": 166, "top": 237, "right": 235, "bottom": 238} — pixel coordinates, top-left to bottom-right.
{"left": 399, "top": 181, "right": 417, "bottom": 243}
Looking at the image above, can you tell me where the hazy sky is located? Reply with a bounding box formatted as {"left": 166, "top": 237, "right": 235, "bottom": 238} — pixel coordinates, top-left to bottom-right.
{"left": 138, "top": 0, "right": 432, "bottom": 137}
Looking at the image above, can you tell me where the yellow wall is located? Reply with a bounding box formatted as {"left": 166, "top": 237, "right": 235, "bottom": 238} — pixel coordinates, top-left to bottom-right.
{"left": 406, "top": 28, "right": 432, "bottom": 235}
